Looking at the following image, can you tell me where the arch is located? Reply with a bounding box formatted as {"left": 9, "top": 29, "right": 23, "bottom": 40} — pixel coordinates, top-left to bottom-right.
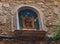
{"left": 18, "top": 6, "right": 40, "bottom": 30}
{"left": 18, "top": 6, "right": 39, "bottom": 15}
{"left": 11, "top": 5, "right": 47, "bottom": 31}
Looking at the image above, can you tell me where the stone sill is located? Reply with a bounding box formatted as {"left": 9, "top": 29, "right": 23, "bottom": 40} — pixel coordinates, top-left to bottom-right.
{"left": 14, "top": 30, "right": 46, "bottom": 41}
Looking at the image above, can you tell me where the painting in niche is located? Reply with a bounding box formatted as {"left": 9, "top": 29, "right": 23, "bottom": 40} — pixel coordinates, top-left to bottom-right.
{"left": 22, "top": 15, "right": 35, "bottom": 29}
{"left": 18, "top": 8, "right": 40, "bottom": 30}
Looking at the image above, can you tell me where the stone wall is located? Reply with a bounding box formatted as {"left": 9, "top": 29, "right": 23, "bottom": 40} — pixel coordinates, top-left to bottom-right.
{"left": 0, "top": 40, "right": 47, "bottom": 44}
{"left": 0, "top": 0, "right": 59, "bottom": 37}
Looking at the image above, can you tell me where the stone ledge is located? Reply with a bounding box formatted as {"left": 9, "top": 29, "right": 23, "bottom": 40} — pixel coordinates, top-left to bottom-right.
{"left": 14, "top": 30, "right": 46, "bottom": 41}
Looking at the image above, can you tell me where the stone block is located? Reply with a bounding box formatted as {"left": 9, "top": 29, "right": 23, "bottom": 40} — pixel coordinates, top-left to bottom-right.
{"left": 0, "top": 16, "right": 7, "bottom": 24}
{"left": 0, "top": 2, "right": 2, "bottom": 9}
{"left": 0, "top": 0, "right": 5, "bottom": 2}
{"left": 3, "top": 3, "right": 10, "bottom": 7}
{"left": 53, "top": 8, "right": 60, "bottom": 15}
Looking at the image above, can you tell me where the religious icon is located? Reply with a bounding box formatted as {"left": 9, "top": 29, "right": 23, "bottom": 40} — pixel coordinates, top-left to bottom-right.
{"left": 22, "top": 15, "right": 35, "bottom": 29}
{"left": 25, "top": 18, "right": 32, "bottom": 28}
{"left": 18, "top": 8, "right": 40, "bottom": 30}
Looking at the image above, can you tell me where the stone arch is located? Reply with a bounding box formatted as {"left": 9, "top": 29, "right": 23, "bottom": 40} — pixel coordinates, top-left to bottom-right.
{"left": 11, "top": 5, "right": 47, "bottom": 31}
{"left": 18, "top": 6, "right": 40, "bottom": 30}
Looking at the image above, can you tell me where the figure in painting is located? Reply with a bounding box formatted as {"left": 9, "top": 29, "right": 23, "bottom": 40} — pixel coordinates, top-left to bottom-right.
{"left": 22, "top": 15, "right": 35, "bottom": 29}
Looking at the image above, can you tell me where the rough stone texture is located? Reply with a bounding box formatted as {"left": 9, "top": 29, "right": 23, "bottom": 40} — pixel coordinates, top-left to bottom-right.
{"left": 0, "top": 40, "right": 47, "bottom": 44}
{"left": 0, "top": 0, "right": 59, "bottom": 37}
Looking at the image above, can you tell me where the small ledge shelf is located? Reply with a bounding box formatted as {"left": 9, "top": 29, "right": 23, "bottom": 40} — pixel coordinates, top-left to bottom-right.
{"left": 14, "top": 30, "right": 46, "bottom": 41}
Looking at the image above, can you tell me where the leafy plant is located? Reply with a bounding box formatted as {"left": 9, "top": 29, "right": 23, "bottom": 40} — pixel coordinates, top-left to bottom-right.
{"left": 52, "top": 21, "right": 60, "bottom": 41}
{"left": 50, "top": 41, "right": 56, "bottom": 44}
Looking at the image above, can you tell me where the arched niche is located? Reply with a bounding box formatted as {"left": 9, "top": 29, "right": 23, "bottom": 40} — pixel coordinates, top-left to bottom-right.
{"left": 18, "top": 6, "right": 40, "bottom": 30}
{"left": 11, "top": 5, "right": 47, "bottom": 31}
